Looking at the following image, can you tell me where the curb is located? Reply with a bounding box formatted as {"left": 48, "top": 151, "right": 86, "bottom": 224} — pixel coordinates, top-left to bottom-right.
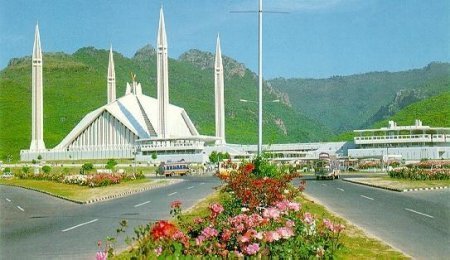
{"left": 342, "top": 178, "right": 403, "bottom": 192}
{"left": 343, "top": 178, "right": 449, "bottom": 193}
{"left": 0, "top": 179, "right": 183, "bottom": 204}
{"left": 401, "top": 186, "right": 449, "bottom": 192}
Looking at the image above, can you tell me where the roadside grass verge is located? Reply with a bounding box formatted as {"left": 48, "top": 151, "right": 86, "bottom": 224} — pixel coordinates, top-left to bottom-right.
{"left": 345, "top": 177, "right": 450, "bottom": 191}
{"left": 116, "top": 188, "right": 408, "bottom": 259}
{"left": 0, "top": 178, "right": 167, "bottom": 203}
{"left": 299, "top": 194, "right": 408, "bottom": 259}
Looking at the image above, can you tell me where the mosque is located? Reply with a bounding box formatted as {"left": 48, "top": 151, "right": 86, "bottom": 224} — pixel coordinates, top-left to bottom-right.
{"left": 21, "top": 8, "right": 225, "bottom": 162}
{"left": 20, "top": 8, "right": 449, "bottom": 163}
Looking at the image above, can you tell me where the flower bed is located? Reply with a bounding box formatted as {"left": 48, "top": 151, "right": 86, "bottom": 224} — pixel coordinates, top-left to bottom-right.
{"left": 389, "top": 167, "right": 450, "bottom": 180}
{"left": 109, "top": 158, "right": 345, "bottom": 258}
{"left": 14, "top": 169, "right": 144, "bottom": 188}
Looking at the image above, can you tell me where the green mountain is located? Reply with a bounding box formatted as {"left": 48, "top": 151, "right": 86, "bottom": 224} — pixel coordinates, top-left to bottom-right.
{"left": 333, "top": 91, "right": 450, "bottom": 141}
{"left": 0, "top": 46, "right": 331, "bottom": 161}
{"left": 268, "top": 62, "right": 450, "bottom": 134}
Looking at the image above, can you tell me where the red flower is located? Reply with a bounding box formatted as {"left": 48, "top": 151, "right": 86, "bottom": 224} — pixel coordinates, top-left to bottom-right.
{"left": 150, "top": 220, "right": 178, "bottom": 240}
{"left": 242, "top": 163, "right": 255, "bottom": 174}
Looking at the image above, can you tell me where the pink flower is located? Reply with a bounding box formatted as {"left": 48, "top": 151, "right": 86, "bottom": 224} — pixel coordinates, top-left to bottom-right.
{"left": 209, "top": 203, "right": 224, "bottom": 218}
{"left": 264, "top": 231, "right": 281, "bottom": 242}
{"left": 262, "top": 207, "right": 281, "bottom": 219}
{"left": 285, "top": 220, "right": 295, "bottom": 228}
{"left": 288, "top": 201, "right": 300, "bottom": 211}
{"left": 154, "top": 246, "right": 162, "bottom": 256}
{"left": 201, "top": 227, "right": 219, "bottom": 238}
{"left": 96, "top": 251, "right": 107, "bottom": 260}
{"left": 243, "top": 243, "right": 260, "bottom": 255}
{"left": 275, "top": 200, "right": 289, "bottom": 211}
{"left": 238, "top": 234, "right": 250, "bottom": 243}
{"left": 195, "top": 235, "right": 205, "bottom": 246}
{"left": 276, "top": 227, "right": 294, "bottom": 239}
{"left": 254, "top": 231, "right": 264, "bottom": 240}
{"left": 303, "top": 212, "right": 314, "bottom": 225}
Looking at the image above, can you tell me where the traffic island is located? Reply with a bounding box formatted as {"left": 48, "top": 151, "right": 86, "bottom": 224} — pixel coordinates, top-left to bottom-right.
{"left": 343, "top": 177, "right": 450, "bottom": 192}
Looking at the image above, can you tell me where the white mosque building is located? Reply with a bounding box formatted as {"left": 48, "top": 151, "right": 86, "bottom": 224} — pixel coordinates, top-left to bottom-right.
{"left": 20, "top": 8, "right": 449, "bottom": 163}
{"left": 21, "top": 8, "right": 223, "bottom": 162}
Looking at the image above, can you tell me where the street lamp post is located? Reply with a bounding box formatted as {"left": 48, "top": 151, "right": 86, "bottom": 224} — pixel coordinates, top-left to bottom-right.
{"left": 240, "top": 98, "right": 280, "bottom": 154}
{"left": 258, "top": 0, "right": 263, "bottom": 156}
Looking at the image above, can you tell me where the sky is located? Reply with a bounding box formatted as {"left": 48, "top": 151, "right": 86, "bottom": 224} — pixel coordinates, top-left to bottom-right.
{"left": 0, "top": 0, "right": 449, "bottom": 79}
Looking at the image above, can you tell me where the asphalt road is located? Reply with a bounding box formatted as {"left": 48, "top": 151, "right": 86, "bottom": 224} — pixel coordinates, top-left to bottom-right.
{"left": 0, "top": 176, "right": 222, "bottom": 259}
{"left": 298, "top": 176, "right": 450, "bottom": 259}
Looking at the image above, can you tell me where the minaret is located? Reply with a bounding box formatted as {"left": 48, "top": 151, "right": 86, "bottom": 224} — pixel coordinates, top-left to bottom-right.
{"left": 30, "top": 24, "right": 46, "bottom": 151}
{"left": 107, "top": 46, "right": 116, "bottom": 103}
{"left": 157, "top": 7, "right": 169, "bottom": 138}
{"left": 214, "top": 34, "right": 225, "bottom": 144}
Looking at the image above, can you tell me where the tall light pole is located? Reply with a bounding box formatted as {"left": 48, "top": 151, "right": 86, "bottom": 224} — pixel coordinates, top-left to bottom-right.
{"left": 257, "top": 0, "right": 263, "bottom": 156}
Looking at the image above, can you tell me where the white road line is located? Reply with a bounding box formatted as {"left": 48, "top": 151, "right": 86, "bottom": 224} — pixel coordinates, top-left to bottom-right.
{"left": 62, "top": 219, "right": 98, "bottom": 232}
{"left": 6, "top": 198, "right": 11, "bottom": 202}
{"left": 187, "top": 186, "right": 194, "bottom": 190}
{"left": 405, "top": 208, "right": 434, "bottom": 219}
{"left": 321, "top": 184, "right": 327, "bottom": 186}
{"left": 134, "top": 200, "right": 151, "bottom": 208}
{"left": 17, "top": 206, "right": 24, "bottom": 211}
{"left": 337, "top": 188, "right": 345, "bottom": 192}
{"left": 168, "top": 192, "right": 177, "bottom": 196}
{"left": 360, "top": 195, "right": 374, "bottom": 200}
{"left": 199, "top": 182, "right": 205, "bottom": 185}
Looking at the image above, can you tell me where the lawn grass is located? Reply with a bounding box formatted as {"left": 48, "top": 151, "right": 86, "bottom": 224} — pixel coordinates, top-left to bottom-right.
{"left": 299, "top": 194, "right": 408, "bottom": 259}
{"left": 345, "top": 176, "right": 450, "bottom": 191}
{"left": 116, "top": 189, "right": 408, "bottom": 259}
{"left": 0, "top": 178, "right": 167, "bottom": 203}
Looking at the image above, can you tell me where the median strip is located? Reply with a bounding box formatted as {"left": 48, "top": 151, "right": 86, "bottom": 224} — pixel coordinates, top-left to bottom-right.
{"left": 405, "top": 208, "right": 434, "bottom": 219}
{"left": 134, "top": 200, "right": 151, "bottom": 207}
{"left": 17, "top": 206, "right": 24, "bottom": 211}
{"left": 62, "top": 219, "right": 98, "bottom": 232}
{"left": 168, "top": 192, "right": 177, "bottom": 196}
{"left": 360, "top": 195, "right": 374, "bottom": 201}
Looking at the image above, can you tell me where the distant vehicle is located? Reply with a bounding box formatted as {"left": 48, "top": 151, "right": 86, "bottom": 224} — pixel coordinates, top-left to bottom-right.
{"left": 315, "top": 153, "right": 340, "bottom": 180}
{"left": 158, "top": 162, "right": 190, "bottom": 177}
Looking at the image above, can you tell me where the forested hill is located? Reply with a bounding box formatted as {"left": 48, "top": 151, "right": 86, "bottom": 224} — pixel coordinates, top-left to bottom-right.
{"left": 0, "top": 46, "right": 330, "bottom": 160}
{"left": 268, "top": 62, "right": 450, "bottom": 134}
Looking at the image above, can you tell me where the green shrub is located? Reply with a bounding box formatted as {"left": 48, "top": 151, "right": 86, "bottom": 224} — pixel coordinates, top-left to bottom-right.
{"left": 42, "top": 165, "right": 52, "bottom": 174}
{"left": 81, "top": 162, "right": 94, "bottom": 174}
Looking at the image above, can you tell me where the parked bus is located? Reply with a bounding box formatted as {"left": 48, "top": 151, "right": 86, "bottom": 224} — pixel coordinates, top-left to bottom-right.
{"left": 158, "top": 162, "right": 190, "bottom": 177}
{"left": 314, "top": 152, "right": 340, "bottom": 180}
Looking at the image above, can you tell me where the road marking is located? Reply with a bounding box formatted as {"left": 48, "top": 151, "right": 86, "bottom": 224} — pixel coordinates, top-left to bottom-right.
{"left": 337, "top": 188, "right": 345, "bottom": 192}
{"left": 405, "top": 208, "right": 434, "bottom": 219}
{"left": 134, "top": 200, "right": 151, "bottom": 207}
{"left": 199, "top": 182, "right": 205, "bottom": 185}
{"left": 62, "top": 219, "right": 98, "bottom": 232}
{"left": 17, "top": 206, "right": 24, "bottom": 211}
{"left": 321, "top": 184, "right": 327, "bottom": 186}
{"left": 5, "top": 198, "right": 11, "bottom": 202}
{"left": 187, "top": 186, "right": 194, "bottom": 190}
{"left": 168, "top": 192, "right": 177, "bottom": 196}
{"left": 360, "top": 195, "right": 374, "bottom": 200}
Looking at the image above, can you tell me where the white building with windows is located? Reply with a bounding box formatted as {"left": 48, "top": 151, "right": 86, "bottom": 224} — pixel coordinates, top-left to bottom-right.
{"left": 348, "top": 120, "right": 450, "bottom": 161}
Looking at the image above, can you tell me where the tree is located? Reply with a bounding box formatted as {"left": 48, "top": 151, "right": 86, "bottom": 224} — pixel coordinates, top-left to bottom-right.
{"left": 37, "top": 155, "right": 42, "bottom": 160}
{"left": 209, "top": 151, "right": 218, "bottom": 163}
{"left": 106, "top": 159, "right": 118, "bottom": 170}
{"left": 151, "top": 152, "right": 158, "bottom": 160}
{"left": 81, "top": 162, "right": 94, "bottom": 174}
{"left": 21, "top": 166, "right": 30, "bottom": 174}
